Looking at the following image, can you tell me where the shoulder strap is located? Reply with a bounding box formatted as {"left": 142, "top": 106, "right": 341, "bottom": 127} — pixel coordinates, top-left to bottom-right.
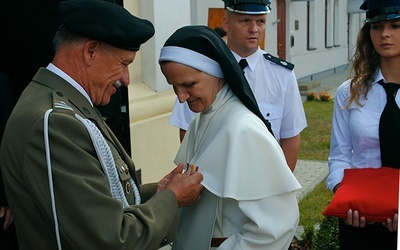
{"left": 263, "top": 53, "right": 295, "bottom": 70}
{"left": 51, "top": 91, "right": 75, "bottom": 112}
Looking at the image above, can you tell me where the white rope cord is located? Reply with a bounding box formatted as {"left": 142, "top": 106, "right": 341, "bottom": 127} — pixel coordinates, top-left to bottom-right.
{"left": 75, "top": 114, "right": 141, "bottom": 206}
{"left": 44, "top": 108, "right": 62, "bottom": 250}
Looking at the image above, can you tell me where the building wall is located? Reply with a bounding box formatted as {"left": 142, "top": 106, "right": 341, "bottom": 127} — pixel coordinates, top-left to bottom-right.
{"left": 124, "top": 0, "right": 365, "bottom": 184}
{"left": 289, "top": 0, "right": 349, "bottom": 79}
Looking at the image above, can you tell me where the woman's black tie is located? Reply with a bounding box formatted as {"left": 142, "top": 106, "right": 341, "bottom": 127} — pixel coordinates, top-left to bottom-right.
{"left": 378, "top": 80, "right": 400, "bottom": 168}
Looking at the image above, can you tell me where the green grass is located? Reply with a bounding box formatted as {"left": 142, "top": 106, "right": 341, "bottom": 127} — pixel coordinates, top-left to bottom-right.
{"left": 299, "top": 101, "right": 334, "bottom": 161}
{"left": 297, "top": 100, "right": 335, "bottom": 246}
{"left": 299, "top": 178, "right": 332, "bottom": 230}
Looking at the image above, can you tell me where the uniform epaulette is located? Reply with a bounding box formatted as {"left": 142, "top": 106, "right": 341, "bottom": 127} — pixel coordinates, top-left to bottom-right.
{"left": 51, "top": 91, "right": 74, "bottom": 112}
{"left": 263, "top": 53, "right": 295, "bottom": 70}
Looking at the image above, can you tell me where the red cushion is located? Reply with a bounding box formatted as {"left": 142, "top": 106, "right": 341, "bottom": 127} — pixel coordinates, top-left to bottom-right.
{"left": 323, "top": 167, "right": 399, "bottom": 222}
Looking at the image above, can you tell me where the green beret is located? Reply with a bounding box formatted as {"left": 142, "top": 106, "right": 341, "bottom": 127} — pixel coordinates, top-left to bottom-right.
{"left": 58, "top": 0, "right": 155, "bottom": 51}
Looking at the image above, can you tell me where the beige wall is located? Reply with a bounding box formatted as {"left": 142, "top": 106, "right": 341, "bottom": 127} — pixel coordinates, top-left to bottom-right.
{"left": 128, "top": 82, "right": 181, "bottom": 184}
{"left": 123, "top": 0, "right": 184, "bottom": 184}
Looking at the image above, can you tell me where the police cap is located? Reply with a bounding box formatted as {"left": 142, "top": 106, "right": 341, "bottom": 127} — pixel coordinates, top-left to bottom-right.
{"left": 360, "top": 0, "right": 400, "bottom": 23}
{"left": 223, "top": 0, "right": 271, "bottom": 14}
{"left": 58, "top": 0, "right": 155, "bottom": 51}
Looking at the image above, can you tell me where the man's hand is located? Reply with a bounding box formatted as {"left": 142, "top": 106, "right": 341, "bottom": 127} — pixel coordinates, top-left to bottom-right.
{"left": 0, "top": 206, "right": 13, "bottom": 230}
{"left": 158, "top": 162, "right": 203, "bottom": 207}
{"left": 157, "top": 163, "right": 185, "bottom": 192}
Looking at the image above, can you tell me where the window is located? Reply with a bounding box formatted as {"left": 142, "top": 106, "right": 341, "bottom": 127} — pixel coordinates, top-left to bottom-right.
{"left": 325, "top": 0, "right": 334, "bottom": 48}
{"left": 333, "top": 0, "right": 340, "bottom": 47}
{"left": 307, "top": 1, "right": 317, "bottom": 50}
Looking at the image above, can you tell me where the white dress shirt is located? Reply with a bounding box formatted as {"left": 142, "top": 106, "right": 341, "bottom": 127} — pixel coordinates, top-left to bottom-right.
{"left": 327, "top": 69, "right": 392, "bottom": 191}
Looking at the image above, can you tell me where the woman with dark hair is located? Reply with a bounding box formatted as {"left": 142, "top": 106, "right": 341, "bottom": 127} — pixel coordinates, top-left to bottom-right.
{"left": 327, "top": 0, "right": 400, "bottom": 248}
{"left": 159, "top": 25, "right": 300, "bottom": 249}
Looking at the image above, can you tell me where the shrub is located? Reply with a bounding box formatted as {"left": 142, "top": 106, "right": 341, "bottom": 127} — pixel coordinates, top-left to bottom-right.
{"left": 311, "top": 216, "right": 339, "bottom": 250}
{"left": 319, "top": 91, "right": 332, "bottom": 102}
{"left": 307, "top": 92, "right": 319, "bottom": 101}
{"left": 306, "top": 91, "right": 332, "bottom": 102}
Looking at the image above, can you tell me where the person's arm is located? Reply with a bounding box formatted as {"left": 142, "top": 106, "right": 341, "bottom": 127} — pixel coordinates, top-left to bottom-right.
{"left": 279, "top": 70, "right": 306, "bottom": 171}
{"left": 280, "top": 135, "right": 300, "bottom": 172}
{"left": 327, "top": 82, "right": 353, "bottom": 191}
{"left": 219, "top": 192, "right": 299, "bottom": 250}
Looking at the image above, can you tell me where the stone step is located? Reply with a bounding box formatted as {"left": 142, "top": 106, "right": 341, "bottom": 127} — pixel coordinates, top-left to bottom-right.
{"left": 298, "top": 81, "right": 321, "bottom": 92}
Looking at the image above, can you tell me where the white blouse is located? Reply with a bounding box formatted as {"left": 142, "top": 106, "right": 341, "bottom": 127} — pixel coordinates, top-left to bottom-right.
{"left": 327, "top": 69, "right": 395, "bottom": 191}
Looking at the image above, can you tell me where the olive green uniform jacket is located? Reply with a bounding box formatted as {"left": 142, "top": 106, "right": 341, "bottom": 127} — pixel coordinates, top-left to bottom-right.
{"left": 0, "top": 68, "right": 178, "bottom": 249}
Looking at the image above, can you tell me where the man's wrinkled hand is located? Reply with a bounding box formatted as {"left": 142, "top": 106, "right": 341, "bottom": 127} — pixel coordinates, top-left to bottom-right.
{"left": 165, "top": 163, "right": 203, "bottom": 207}
{"left": 157, "top": 163, "right": 186, "bottom": 192}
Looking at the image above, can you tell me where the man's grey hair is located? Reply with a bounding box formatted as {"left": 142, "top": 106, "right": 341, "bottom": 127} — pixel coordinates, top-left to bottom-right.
{"left": 53, "top": 25, "right": 86, "bottom": 50}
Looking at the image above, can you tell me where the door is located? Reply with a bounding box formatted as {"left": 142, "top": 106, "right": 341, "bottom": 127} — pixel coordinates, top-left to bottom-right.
{"left": 208, "top": 8, "right": 225, "bottom": 28}
{"left": 277, "top": 0, "right": 286, "bottom": 59}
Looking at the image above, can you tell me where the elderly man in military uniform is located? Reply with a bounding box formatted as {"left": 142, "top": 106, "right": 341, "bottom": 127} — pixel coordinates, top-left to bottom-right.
{"left": 0, "top": 1, "right": 203, "bottom": 249}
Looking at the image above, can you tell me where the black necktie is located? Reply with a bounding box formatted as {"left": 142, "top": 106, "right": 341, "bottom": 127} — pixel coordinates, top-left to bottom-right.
{"left": 239, "top": 59, "right": 248, "bottom": 70}
{"left": 378, "top": 80, "right": 400, "bottom": 167}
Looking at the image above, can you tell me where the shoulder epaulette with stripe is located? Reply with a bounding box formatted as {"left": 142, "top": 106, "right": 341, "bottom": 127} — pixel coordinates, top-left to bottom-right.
{"left": 263, "top": 53, "right": 295, "bottom": 70}
{"left": 51, "top": 91, "right": 74, "bottom": 112}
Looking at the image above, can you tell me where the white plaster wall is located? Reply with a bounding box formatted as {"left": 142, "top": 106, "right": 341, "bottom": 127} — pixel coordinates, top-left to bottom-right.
{"left": 124, "top": 0, "right": 143, "bottom": 84}
{"left": 288, "top": 1, "right": 308, "bottom": 56}
{"left": 140, "top": 0, "right": 191, "bottom": 92}
{"left": 123, "top": 0, "right": 185, "bottom": 183}
{"left": 289, "top": 0, "right": 350, "bottom": 79}
{"left": 192, "top": 0, "right": 224, "bottom": 25}
{"left": 348, "top": 0, "right": 365, "bottom": 12}
{"left": 264, "top": 0, "right": 278, "bottom": 55}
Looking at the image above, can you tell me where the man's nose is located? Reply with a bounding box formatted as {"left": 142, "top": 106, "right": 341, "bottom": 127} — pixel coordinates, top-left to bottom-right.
{"left": 120, "top": 68, "right": 130, "bottom": 87}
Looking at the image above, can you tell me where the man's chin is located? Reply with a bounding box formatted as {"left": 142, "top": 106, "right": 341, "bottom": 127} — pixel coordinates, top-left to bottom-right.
{"left": 97, "top": 96, "right": 112, "bottom": 107}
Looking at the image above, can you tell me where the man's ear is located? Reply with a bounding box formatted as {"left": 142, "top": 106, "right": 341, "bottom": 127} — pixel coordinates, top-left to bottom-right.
{"left": 222, "top": 16, "right": 229, "bottom": 32}
{"left": 83, "top": 40, "right": 100, "bottom": 65}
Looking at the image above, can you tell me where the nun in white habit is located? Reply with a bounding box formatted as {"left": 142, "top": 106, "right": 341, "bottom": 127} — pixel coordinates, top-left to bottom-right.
{"left": 159, "top": 25, "right": 301, "bottom": 250}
